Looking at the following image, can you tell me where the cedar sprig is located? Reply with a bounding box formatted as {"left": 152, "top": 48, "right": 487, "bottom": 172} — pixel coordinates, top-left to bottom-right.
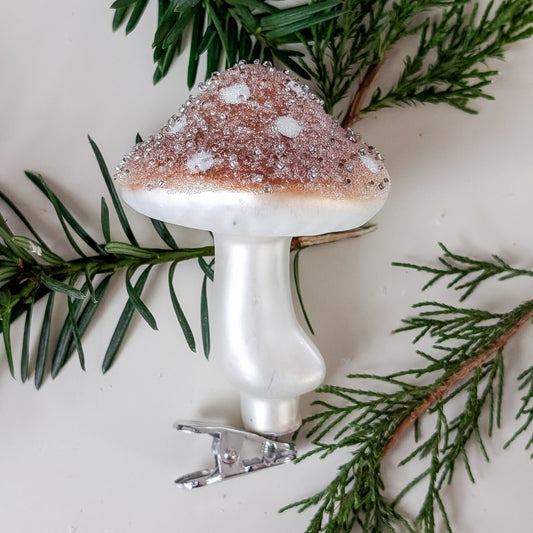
{"left": 393, "top": 242, "right": 533, "bottom": 301}
{"left": 299, "top": 0, "right": 445, "bottom": 117}
{"left": 504, "top": 365, "right": 533, "bottom": 455}
{"left": 297, "top": 0, "right": 533, "bottom": 123}
{"left": 283, "top": 249, "right": 533, "bottom": 532}
{"left": 363, "top": 0, "right": 533, "bottom": 117}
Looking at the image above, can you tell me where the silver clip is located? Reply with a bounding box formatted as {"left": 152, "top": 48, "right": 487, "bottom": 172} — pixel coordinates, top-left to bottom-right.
{"left": 174, "top": 421, "right": 296, "bottom": 489}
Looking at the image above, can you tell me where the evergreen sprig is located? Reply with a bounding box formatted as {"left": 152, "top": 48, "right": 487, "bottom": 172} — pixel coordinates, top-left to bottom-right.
{"left": 0, "top": 136, "right": 214, "bottom": 388}
{"left": 393, "top": 242, "right": 533, "bottom": 301}
{"left": 363, "top": 0, "right": 533, "bottom": 117}
{"left": 111, "top": 0, "right": 341, "bottom": 86}
{"left": 300, "top": 0, "right": 533, "bottom": 122}
{"left": 282, "top": 249, "right": 533, "bottom": 532}
{"left": 505, "top": 365, "right": 533, "bottom": 454}
{"left": 111, "top": 1, "right": 533, "bottom": 123}
{"left": 2, "top": 2, "right": 531, "bottom": 530}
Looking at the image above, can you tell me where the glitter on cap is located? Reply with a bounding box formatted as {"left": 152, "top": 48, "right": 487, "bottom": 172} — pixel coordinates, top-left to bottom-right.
{"left": 116, "top": 61, "right": 391, "bottom": 237}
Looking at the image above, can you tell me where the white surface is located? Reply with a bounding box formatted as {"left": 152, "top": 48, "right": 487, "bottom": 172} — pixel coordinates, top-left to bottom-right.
{"left": 1, "top": 2, "right": 532, "bottom": 532}
{"left": 210, "top": 234, "right": 325, "bottom": 435}
{"left": 120, "top": 187, "right": 384, "bottom": 236}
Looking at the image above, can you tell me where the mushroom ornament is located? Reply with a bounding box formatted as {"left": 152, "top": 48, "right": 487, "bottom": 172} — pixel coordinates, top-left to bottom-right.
{"left": 116, "top": 61, "right": 390, "bottom": 436}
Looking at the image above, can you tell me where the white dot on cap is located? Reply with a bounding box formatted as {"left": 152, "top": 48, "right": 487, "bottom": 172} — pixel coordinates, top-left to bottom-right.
{"left": 220, "top": 83, "right": 250, "bottom": 104}
{"left": 168, "top": 116, "right": 187, "bottom": 134}
{"left": 359, "top": 154, "right": 380, "bottom": 173}
{"left": 187, "top": 151, "right": 214, "bottom": 173}
{"left": 276, "top": 116, "right": 301, "bottom": 138}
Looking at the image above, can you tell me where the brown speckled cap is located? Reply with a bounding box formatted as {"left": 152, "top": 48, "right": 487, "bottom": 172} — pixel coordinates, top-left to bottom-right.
{"left": 116, "top": 60, "right": 390, "bottom": 237}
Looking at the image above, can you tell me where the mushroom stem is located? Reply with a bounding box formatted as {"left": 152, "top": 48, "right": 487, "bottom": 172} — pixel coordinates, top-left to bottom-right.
{"left": 211, "top": 234, "right": 326, "bottom": 435}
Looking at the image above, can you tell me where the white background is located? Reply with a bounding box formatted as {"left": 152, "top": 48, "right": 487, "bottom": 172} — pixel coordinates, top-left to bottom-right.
{"left": 1, "top": 2, "right": 533, "bottom": 532}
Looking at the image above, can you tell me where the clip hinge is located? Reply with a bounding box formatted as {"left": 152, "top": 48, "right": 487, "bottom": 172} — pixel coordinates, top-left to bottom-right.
{"left": 174, "top": 421, "right": 296, "bottom": 489}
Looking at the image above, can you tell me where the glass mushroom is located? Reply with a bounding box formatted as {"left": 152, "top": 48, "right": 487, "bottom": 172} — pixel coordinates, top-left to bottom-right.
{"left": 116, "top": 61, "right": 390, "bottom": 435}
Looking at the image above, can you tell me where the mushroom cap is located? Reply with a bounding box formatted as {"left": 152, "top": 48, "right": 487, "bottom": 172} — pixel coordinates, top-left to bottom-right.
{"left": 116, "top": 61, "right": 390, "bottom": 237}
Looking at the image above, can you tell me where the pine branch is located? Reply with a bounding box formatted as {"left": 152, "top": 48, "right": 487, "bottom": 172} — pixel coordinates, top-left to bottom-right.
{"left": 283, "top": 247, "right": 533, "bottom": 532}
{"left": 111, "top": 0, "right": 341, "bottom": 87}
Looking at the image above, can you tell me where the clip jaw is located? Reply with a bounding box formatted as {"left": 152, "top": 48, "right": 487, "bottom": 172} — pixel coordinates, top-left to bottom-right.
{"left": 174, "top": 421, "right": 296, "bottom": 489}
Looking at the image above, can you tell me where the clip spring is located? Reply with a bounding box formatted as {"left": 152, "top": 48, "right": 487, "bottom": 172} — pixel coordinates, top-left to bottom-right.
{"left": 174, "top": 421, "right": 296, "bottom": 489}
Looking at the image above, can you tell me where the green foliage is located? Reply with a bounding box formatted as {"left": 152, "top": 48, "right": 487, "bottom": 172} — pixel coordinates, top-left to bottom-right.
{"left": 505, "top": 365, "right": 533, "bottom": 454}
{"left": 364, "top": 0, "right": 533, "bottom": 116}
{"left": 111, "top": 0, "right": 341, "bottom": 87}
{"left": 293, "top": 248, "right": 315, "bottom": 335}
{"left": 0, "top": 138, "right": 214, "bottom": 387}
{"left": 298, "top": 0, "right": 533, "bottom": 118}
{"left": 283, "top": 247, "right": 533, "bottom": 532}
{"left": 111, "top": 0, "right": 533, "bottom": 121}
{"left": 1, "top": 2, "right": 531, "bottom": 530}
{"left": 393, "top": 242, "right": 533, "bottom": 301}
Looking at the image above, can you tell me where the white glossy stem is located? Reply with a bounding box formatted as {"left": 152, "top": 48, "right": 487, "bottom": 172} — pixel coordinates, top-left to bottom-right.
{"left": 211, "top": 234, "right": 325, "bottom": 435}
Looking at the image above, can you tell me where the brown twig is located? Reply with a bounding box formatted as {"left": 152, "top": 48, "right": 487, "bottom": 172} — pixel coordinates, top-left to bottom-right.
{"left": 341, "top": 63, "right": 384, "bottom": 128}
{"left": 290, "top": 224, "right": 376, "bottom": 251}
{"left": 384, "top": 303, "right": 533, "bottom": 454}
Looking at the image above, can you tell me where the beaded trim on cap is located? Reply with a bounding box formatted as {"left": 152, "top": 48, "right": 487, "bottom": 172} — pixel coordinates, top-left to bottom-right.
{"left": 115, "top": 60, "right": 390, "bottom": 202}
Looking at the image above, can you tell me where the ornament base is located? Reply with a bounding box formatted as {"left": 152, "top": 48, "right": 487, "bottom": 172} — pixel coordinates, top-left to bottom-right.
{"left": 241, "top": 393, "right": 301, "bottom": 436}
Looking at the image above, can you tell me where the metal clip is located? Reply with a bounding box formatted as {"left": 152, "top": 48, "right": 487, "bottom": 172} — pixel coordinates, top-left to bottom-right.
{"left": 174, "top": 421, "right": 296, "bottom": 489}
